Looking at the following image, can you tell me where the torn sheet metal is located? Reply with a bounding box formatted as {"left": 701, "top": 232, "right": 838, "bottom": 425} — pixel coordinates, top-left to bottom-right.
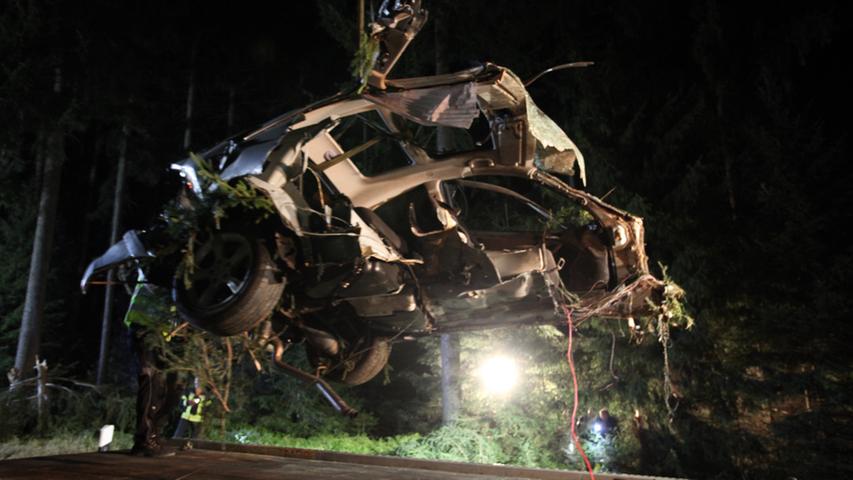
{"left": 485, "top": 245, "right": 556, "bottom": 282}
{"left": 473, "top": 68, "right": 586, "bottom": 183}
{"left": 80, "top": 230, "right": 153, "bottom": 293}
{"left": 476, "top": 68, "right": 528, "bottom": 111}
{"left": 350, "top": 209, "right": 405, "bottom": 263}
{"left": 367, "top": 0, "right": 428, "bottom": 89}
{"left": 385, "top": 65, "right": 484, "bottom": 90}
{"left": 220, "top": 139, "right": 279, "bottom": 181}
{"left": 364, "top": 82, "right": 479, "bottom": 129}
{"left": 426, "top": 271, "right": 553, "bottom": 331}
{"left": 257, "top": 136, "right": 306, "bottom": 187}
{"left": 170, "top": 159, "right": 203, "bottom": 196}
{"left": 244, "top": 177, "right": 304, "bottom": 235}
{"left": 535, "top": 146, "right": 581, "bottom": 181}
{"left": 527, "top": 94, "right": 587, "bottom": 184}
{"left": 410, "top": 224, "right": 500, "bottom": 291}
{"left": 526, "top": 95, "right": 574, "bottom": 152}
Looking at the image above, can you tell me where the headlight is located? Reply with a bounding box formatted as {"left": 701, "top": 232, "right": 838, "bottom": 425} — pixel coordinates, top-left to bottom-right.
{"left": 170, "top": 160, "right": 203, "bottom": 197}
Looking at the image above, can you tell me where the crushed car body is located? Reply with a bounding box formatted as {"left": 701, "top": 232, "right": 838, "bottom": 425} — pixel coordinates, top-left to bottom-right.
{"left": 81, "top": 0, "right": 665, "bottom": 388}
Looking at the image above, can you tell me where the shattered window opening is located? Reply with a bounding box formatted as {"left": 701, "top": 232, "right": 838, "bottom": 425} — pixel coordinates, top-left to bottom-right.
{"left": 374, "top": 185, "right": 442, "bottom": 236}
{"left": 332, "top": 110, "right": 413, "bottom": 177}
{"left": 444, "top": 175, "right": 594, "bottom": 234}
{"left": 390, "top": 111, "right": 492, "bottom": 157}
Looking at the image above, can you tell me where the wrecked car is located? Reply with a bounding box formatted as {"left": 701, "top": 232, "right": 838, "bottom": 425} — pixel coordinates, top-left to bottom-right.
{"left": 81, "top": 0, "right": 664, "bottom": 393}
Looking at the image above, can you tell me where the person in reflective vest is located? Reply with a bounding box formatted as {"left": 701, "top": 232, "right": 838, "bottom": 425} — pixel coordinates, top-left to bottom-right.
{"left": 125, "top": 278, "right": 183, "bottom": 457}
{"left": 173, "top": 378, "right": 210, "bottom": 441}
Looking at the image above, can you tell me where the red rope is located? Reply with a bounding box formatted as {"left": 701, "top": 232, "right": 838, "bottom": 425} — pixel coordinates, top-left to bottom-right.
{"left": 564, "top": 305, "right": 596, "bottom": 479}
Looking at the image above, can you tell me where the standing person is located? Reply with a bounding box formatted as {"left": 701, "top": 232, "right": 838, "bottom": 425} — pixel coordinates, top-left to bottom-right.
{"left": 173, "top": 377, "right": 211, "bottom": 446}
{"left": 124, "top": 277, "right": 184, "bottom": 457}
{"left": 593, "top": 408, "right": 619, "bottom": 436}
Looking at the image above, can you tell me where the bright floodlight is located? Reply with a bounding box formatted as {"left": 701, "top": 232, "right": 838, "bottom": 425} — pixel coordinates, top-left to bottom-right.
{"left": 478, "top": 355, "right": 519, "bottom": 395}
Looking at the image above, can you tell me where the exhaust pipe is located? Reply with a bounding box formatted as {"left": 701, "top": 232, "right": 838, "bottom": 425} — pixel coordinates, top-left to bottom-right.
{"left": 269, "top": 336, "right": 357, "bottom": 417}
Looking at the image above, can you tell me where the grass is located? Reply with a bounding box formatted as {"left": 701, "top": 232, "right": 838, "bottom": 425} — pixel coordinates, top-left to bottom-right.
{"left": 0, "top": 431, "right": 133, "bottom": 460}
{"left": 1, "top": 424, "right": 562, "bottom": 470}
{"left": 221, "top": 423, "right": 563, "bottom": 469}
{"left": 225, "top": 427, "right": 420, "bottom": 456}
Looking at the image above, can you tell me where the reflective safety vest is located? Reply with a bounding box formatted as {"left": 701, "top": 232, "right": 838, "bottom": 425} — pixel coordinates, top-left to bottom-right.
{"left": 181, "top": 392, "right": 210, "bottom": 423}
{"left": 123, "top": 283, "right": 177, "bottom": 337}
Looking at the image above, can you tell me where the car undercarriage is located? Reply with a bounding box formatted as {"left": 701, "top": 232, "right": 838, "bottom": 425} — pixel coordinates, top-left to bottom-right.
{"left": 81, "top": 0, "right": 666, "bottom": 393}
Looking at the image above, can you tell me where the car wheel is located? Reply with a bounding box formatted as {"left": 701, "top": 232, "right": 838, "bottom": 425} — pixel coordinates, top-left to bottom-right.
{"left": 174, "top": 231, "right": 285, "bottom": 336}
{"left": 310, "top": 334, "right": 391, "bottom": 386}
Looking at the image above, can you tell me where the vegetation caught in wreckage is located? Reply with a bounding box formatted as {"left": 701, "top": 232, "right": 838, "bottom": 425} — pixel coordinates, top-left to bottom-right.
{"left": 164, "top": 152, "right": 275, "bottom": 290}
{"left": 351, "top": 33, "right": 380, "bottom": 93}
{"left": 74, "top": 1, "right": 674, "bottom": 455}
{"left": 139, "top": 153, "right": 282, "bottom": 432}
{"left": 1, "top": 1, "right": 848, "bottom": 478}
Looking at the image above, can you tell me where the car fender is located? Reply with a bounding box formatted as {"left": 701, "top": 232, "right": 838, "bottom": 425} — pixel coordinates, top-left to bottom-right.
{"left": 80, "top": 230, "right": 154, "bottom": 293}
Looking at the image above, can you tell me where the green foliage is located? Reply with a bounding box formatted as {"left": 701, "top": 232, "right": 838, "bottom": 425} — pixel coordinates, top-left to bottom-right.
{"left": 393, "top": 410, "right": 564, "bottom": 468}
{"left": 143, "top": 326, "right": 249, "bottom": 432}
{"left": 315, "top": 1, "right": 358, "bottom": 53}
{"left": 0, "top": 381, "right": 135, "bottom": 441}
{"left": 354, "top": 322, "right": 677, "bottom": 471}
{"left": 0, "top": 431, "right": 134, "bottom": 460}
{"left": 351, "top": 33, "right": 379, "bottom": 93}
{"left": 395, "top": 419, "right": 505, "bottom": 464}
{"left": 371, "top": 326, "right": 572, "bottom": 468}
{"left": 548, "top": 203, "right": 594, "bottom": 231}
{"left": 217, "top": 426, "right": 416, "bottom": 455}
{"left": 655, "top": 263, "right": 693, "bottom": 331}
{"left": 316, "top": 0, "right": 377, "bottom": 92}
{"left": 190, "top": 153, "right": 275, "bottom": 223}
{"left": 227, "top": 345, "right": 379, "bottom": 438}
{"left": 0, "top": 185, "right": 35, "bottom": 373}
{"left": 165, "top": 153, "right": 275, "bottom": 288}
{"left": 0, "top": 141, "right": 65, "bottom": 375}
{"left": 0, "top": 388, "right": 34, "bottom": 439}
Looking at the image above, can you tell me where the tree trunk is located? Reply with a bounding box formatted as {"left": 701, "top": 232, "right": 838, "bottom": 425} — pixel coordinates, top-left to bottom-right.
{"left": 33, "top": 131, "right": 45, "bottom": 199}
{"left": 68, "top": 134, "right": 102, "bottom": 341}
{"left": 14, "top": 128, "right": 64, "bottom": 379}
{"left": 434, "top": 10, "right": 461, "bottom": 424}
{"left": 183, "top": 68, "right": 195, "bottom": 151}
{"left": 96, "top": 125, "right": 128, "bottom": 385}
{"left": 440, "top": 333, "right": 461, "bottom": 423}
{"left": 183, "top": 41, "right": 199, "bottom": 151}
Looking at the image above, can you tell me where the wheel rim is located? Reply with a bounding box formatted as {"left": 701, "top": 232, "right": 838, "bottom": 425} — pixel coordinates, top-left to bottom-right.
{"left": 184, "top": 232, "right": 253, "bottom": 312}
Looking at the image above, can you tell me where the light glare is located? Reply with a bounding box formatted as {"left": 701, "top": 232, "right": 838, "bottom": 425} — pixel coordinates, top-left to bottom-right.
{"left": 479, "top": 355, "right": 519, "bottom": 394}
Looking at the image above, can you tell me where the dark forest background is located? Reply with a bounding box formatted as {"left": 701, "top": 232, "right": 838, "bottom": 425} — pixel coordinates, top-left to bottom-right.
{"left": 1, "top": 1, "right": 851, "bottom": 478}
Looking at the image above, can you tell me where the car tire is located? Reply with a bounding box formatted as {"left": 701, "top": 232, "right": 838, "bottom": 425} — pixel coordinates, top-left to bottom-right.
{"left": 310, "top": 334, "right": 392, "bottom": 386}
{"left": 174, "top": 231, "right": 285, "bottom": 336}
